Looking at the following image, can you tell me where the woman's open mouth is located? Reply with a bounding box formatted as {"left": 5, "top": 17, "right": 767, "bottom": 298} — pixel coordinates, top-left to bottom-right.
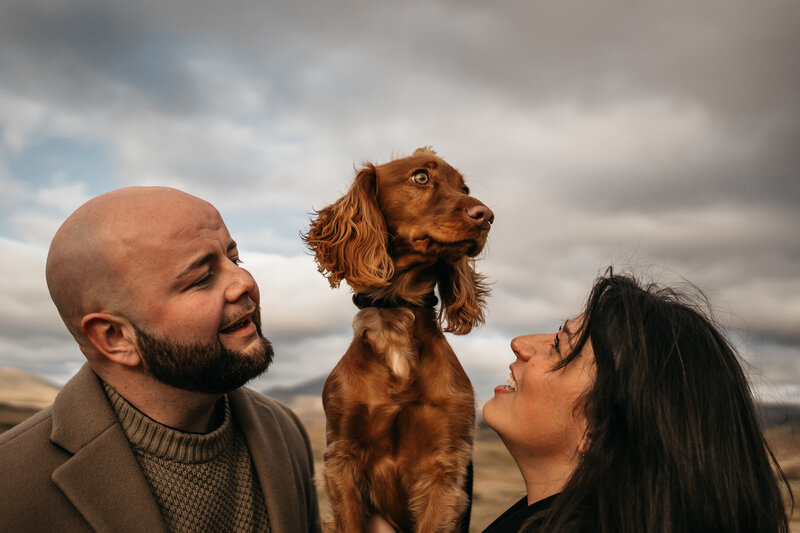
{"left": 494, "top": 373, "right": 517, "bottom": 393}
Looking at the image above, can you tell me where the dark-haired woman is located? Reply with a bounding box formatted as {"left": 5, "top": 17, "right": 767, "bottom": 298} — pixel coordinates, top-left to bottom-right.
{"left": 482, "top": 271, "right": 791, "bottom": 532}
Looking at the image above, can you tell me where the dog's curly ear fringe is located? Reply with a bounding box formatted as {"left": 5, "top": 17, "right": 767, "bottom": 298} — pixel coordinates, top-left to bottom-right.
{"left": 302, "top": 165, "right": 394, "bottom": 289}
{"left": 413, "top": 146, "right": 437, "bottom": 157}
{"left": 437, "top": 257, "right": 490, "bottom": 335}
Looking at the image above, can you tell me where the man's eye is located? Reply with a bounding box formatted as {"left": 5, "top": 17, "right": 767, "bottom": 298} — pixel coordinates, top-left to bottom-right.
{"left": 552, "top": 333, "right": 560, "bottom": 351}
{"left": 191, "top": 274, "right": 212, "bottom": 288}
{"left": 231, "top": 257, "right": 243, "bottom": 265}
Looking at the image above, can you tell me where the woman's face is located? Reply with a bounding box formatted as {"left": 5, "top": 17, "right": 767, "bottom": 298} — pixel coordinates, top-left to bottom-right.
{"left": 483, "top": 316, "right": 596, "bottom": 460}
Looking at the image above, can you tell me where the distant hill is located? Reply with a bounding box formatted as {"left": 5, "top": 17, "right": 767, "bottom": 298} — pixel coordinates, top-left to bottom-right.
{"left": 264, "top": 374, "right": 800, "bottom": 430}
{"left": 262, "top": 374, "right": 326, "bottom": 403}
{"left": 0, "top": 367, "right": 60, "bottom": 409}
{"left": 0, "top": 367, "right": 60, "bottom": 432}
{"left": 758, "top": 402, "right": 800, "bottom": 428}
{"left": 262, "top": 375, "right": 327, "bottom": 425}
{"left": 2, "top": 366, "right": 800, "bottom": 434}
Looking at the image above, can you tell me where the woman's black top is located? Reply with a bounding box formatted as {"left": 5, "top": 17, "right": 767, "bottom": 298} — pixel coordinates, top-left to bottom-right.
{"left": 482, "top": 493, "right": 558, "bottom": 532}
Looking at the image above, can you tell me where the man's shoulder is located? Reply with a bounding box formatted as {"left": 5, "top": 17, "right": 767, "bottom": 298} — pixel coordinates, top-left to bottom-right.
{"left": 0, "top": 406, "right": 67, "bottom": 488}
{"left": 0, "top": 405, "right": 54, "bottom": 451}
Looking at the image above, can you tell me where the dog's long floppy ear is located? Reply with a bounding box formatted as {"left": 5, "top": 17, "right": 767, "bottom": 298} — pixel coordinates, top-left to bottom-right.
{"left": 302, "top": 165, "right": 393, "bottom": 289}
{"left": 437, "top": 257, "right": 490, "bottom": 335}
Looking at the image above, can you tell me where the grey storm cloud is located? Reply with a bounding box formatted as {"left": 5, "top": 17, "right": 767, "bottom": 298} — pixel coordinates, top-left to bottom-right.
{"left": 0, "top": 0, "right": 798, "bottom": 393}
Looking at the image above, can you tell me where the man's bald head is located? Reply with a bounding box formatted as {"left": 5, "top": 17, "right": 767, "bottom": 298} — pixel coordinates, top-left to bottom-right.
{"left": 46, "top": 186, "right": 220, "bottom": 347}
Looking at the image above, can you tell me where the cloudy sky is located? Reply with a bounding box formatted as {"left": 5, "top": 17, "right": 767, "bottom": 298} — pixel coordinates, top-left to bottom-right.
{"left": 1, "top": 0, "right": 798, "bottom": 404}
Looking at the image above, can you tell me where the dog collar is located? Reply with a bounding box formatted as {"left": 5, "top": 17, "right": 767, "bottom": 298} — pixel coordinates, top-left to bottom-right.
{"left": 352, "top": 292, "right": 438, "bottom": 309}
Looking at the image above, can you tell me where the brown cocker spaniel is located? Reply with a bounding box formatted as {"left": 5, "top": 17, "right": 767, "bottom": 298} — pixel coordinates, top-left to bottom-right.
{"left": 303, "top": 147, "right": 493, "bottom": 532}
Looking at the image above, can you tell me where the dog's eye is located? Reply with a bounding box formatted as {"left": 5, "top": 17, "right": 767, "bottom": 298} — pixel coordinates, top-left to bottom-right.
{"left": 411, "top": 171, "right": 430, "bottom": 185}
{"left": 463, "top": 186, "right": 470, "bottom": 195}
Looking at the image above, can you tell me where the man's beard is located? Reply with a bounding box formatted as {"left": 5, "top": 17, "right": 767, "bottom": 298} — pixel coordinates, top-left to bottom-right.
{"left": 134, "top": 308, "right": 274, "bottom": 394}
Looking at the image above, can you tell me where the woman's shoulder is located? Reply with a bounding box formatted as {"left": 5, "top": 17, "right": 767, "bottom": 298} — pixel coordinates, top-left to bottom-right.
{"left": 482, "top": 494, "right": 559, "bottom": 533}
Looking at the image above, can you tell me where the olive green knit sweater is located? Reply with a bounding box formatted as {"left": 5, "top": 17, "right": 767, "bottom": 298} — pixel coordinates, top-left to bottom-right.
{"left": 104, "top": 384, "right": 270, "bottom": 532}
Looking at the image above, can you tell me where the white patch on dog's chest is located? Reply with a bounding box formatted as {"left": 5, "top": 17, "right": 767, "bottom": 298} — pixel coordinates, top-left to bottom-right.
{"left": 355, "top": 308, "right": 417, "bottom": 379}
{"left": 385, "top": 346, "right": 410, "bottom": 378}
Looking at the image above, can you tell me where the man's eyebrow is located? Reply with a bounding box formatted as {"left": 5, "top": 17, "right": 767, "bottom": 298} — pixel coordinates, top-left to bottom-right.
{"left": 176, "top": 241, "right": 237, "bottom": 280}
{"left": 176, "top": 253, "right": 214, "bottom": 280}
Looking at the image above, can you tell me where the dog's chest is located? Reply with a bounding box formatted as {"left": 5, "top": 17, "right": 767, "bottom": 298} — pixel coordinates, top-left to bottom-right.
{"left": 341, "top": 307, "right": 473, "bottom": 410}
{"left": 354, "top": 307, "right": 420, "bottom": 379}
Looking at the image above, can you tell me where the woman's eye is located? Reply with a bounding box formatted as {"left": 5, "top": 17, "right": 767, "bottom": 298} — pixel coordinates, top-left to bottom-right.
{"left": 411, "top": 171, "right": 430, "bottom": 185}
{"left": 552, "top": 332, "right": 560, "bottom": 351}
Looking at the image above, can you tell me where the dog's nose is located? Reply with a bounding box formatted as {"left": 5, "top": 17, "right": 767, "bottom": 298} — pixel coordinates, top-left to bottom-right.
{"left": 467, "top": 205, "right": 494, "bottom": 229}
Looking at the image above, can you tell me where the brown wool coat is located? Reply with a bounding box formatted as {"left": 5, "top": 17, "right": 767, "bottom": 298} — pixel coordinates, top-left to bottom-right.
{"left": 0, "top": 364, "right": 321, "bottom": 533}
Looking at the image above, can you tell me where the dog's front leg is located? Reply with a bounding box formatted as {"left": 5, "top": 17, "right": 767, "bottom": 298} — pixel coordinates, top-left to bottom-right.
{"left": 407, "top": 453, "right": 469, "bottom": 533}
{"left": 324, "top": 444, "right": 368, "bottom": 533}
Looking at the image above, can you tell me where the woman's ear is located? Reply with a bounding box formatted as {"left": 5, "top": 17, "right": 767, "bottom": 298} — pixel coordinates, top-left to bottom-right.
{"left": 437, "top": 257, "right": 490, "bottom": 335}
{"left": 578, "top": 431, "right": 592, "bottom": 457}
{"left": 302, "top": 164, "right": 393, "bottom": 289}
{"left": 81, "top": 313, "right": 141, "bottom": 367}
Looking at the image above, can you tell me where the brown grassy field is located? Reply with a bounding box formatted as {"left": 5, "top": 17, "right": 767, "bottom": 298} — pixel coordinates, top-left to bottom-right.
{"left": 1, "top": 396, "right": 797, "bottom": 531}
{"left": 767, "top": 425, "right": 800, "bottom": 532}
{"left": 304, "top": 422, "right": 800, "bottom": 532}
{"left": 304, "top": 422, "right": 528, "bottom": 532}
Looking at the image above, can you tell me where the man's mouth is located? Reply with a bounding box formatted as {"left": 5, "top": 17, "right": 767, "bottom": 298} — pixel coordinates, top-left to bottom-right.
{"left": 220, "top": 312, "right": 254, "bottom": 334}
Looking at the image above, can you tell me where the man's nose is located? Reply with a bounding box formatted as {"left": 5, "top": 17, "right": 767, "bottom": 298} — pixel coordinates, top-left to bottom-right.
{"left": 224, "top": 262, "right": 259, "bottom": 304}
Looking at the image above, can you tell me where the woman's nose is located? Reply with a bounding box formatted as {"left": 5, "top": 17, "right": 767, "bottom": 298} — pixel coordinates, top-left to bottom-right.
{"left": 511, "top": 333, "right": 554, "bottom": 360}
{"left": 511, "top": 334, "right": 538, "bottom": 360}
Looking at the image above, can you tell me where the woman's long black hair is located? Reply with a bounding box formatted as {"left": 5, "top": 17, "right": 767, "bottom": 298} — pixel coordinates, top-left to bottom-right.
{"left": 527, "top": 270, "right": 791, "bottom": 532}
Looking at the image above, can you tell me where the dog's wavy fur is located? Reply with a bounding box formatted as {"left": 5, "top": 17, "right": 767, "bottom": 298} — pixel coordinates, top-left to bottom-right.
{"left": 303, "top": 147, "right": 492, "bottom": 532}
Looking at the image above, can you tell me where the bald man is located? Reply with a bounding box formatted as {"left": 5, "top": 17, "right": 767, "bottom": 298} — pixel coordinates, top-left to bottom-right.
{"left": 0, "top": 187, "right": 321, "bottom": 533}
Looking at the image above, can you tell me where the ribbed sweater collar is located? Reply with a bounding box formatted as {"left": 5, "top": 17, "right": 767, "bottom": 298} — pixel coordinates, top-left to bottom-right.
{"left": 102, "top": 382, "right": 232, "bottom": 464}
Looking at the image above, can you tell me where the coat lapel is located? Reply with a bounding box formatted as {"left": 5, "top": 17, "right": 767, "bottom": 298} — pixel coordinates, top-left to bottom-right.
{"left": 49, "top": 364, "right": 168, "bottom": 533}
{"left": 231, "top": 388, "right": 305, "bottom": 533}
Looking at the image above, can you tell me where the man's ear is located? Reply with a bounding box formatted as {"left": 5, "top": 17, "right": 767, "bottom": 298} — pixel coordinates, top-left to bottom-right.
{"left": 81, "top": 313, "right": 141, "bottom": 367}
